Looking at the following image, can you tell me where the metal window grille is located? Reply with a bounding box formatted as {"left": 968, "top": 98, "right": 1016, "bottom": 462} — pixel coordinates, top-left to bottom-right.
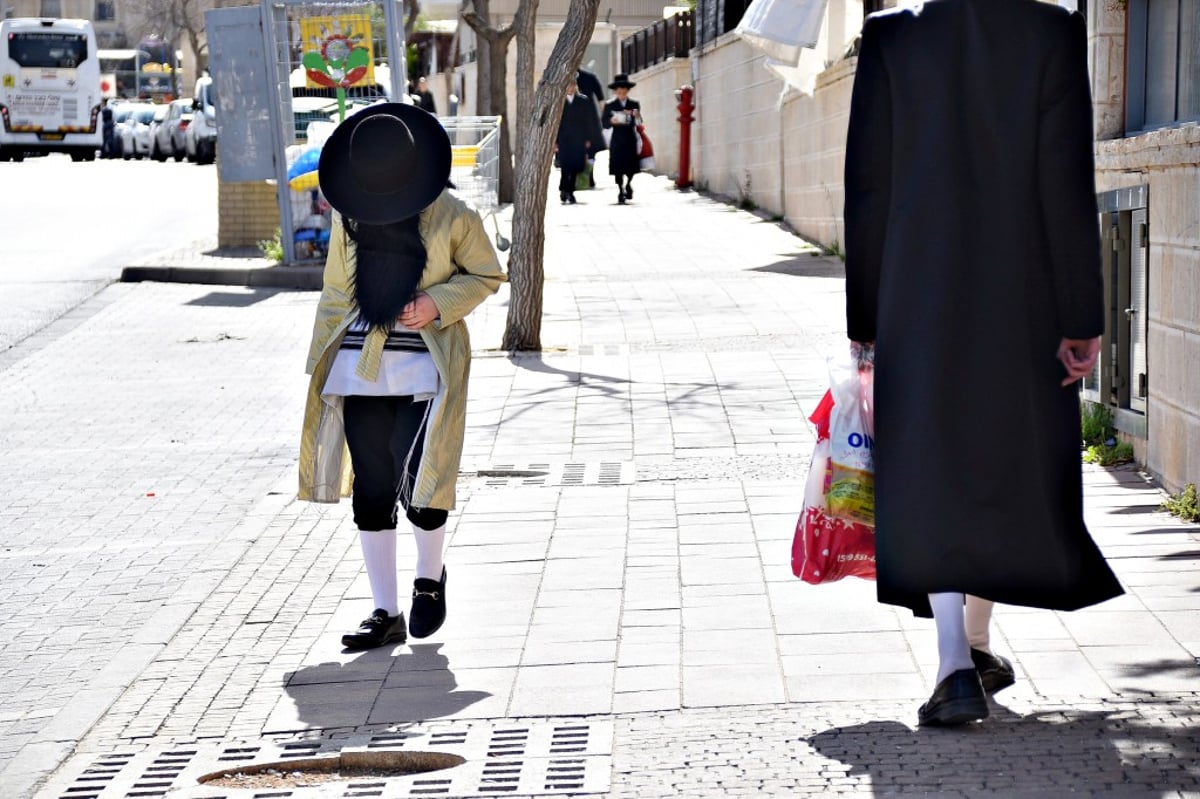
{"left": 1086, "top": 186, "right": 1150, "bottom": 434}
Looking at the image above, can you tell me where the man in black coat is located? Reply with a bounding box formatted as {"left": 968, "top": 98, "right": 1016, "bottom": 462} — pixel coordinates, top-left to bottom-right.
{"left": 555, "top": 80, "right": 603, "bottom": 204}
{"left": 844, "top": 0, "right": 1122, "bottom": 727}
{"left": 575, "top": 68, "right": 607, "bottom": 186}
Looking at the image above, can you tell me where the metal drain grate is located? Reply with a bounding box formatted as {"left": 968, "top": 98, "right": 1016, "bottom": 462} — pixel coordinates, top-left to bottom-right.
{"left": 50, "top": 721, "right": 612, "bottom": 798}
{"left": 467, "top": 462, "right": 634, "bottom": 488}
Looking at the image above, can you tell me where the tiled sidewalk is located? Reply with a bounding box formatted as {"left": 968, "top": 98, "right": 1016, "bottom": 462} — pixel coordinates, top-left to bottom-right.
{"left": 7, "top": 173, "right": 1200, "bottom": 798}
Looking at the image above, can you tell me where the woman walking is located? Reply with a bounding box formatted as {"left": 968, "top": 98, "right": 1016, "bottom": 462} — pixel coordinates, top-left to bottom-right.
{"left": 299, "top": 103, "right": 506, "bottom": 650}
{"left": 602, "top": 74, "right": 641, "bottom": 205}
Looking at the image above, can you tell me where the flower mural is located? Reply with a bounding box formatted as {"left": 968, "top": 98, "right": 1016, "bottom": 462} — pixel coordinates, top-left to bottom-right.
{"left": 299, "top": 15, "right": 374, "bottom": 121}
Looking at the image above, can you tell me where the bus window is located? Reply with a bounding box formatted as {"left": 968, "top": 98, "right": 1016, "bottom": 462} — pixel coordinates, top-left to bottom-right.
{"left": 8, "top": 32, "right": 89, "bottom": 69}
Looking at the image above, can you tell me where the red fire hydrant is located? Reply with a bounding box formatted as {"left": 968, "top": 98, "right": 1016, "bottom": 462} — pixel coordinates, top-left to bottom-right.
{"left": 675, "top": 84, "right": 695, "bottom": 190}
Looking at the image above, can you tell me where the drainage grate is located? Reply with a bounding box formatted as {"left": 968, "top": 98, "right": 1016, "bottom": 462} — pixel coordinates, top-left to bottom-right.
{"left": 49, "top": 721, "right": 612, "bottom": 798}
{"left": 466, "top": 462, "right": 634, "bottom": 488}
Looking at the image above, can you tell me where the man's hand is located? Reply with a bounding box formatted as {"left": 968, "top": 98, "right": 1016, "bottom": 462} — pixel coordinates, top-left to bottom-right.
{"left": 398, "top": 292, "right": 438, "bottom": 330}
{"left": 1057, "top": 337, "right": 1100, "bottom": 387}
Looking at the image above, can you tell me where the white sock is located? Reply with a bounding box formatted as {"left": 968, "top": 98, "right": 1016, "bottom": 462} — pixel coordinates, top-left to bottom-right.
{"left": 929, "top": 592, "right": 973, "bottom": 684}
{"left": 413, "top": 523, "right": 446, "bottom": 581}
{"left": 965, "top": 595, "right": 995, "bottom": 654}
{"left": 359, "top": 529, "right": 399, "bottom": 616}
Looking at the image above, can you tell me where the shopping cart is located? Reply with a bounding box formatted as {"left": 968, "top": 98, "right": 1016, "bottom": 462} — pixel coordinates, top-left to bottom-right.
{"left": 440, "top": 115, "right": 508, "bottom": 250}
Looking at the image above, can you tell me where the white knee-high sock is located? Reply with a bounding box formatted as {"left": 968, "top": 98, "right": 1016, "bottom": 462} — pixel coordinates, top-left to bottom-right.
{"left": 359, "top": 529, "right": 399, "bottom": 616}
{"left": 413, "top": 524, "right": 446, "bottom": 581}
{"left": 965, "top": 595, "right": 995, "bottom": 653}
{"left": 929, "top": 592, "right": 973, "bottom": 684}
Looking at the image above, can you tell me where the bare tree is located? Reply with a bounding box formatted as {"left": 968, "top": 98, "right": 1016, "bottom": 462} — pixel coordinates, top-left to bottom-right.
{"left": 502, "top": 0, "right": 602, "bottom": 351}
{"left": 511, "top": 0, "right": 538, "bottom": 167}
{"left": 461, "top": 0, "right": 515, "bottom": 203}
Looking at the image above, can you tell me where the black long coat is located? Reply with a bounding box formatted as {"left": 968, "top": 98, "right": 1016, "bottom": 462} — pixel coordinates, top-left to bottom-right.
{"left": 602, "top": 98, "right": 641, "bottom": 176}
{"left": 843, "top": 0, "right": 1122, "bottom": 617}
{"left": 556, "top": 94, "right": 603, "bottom": 173}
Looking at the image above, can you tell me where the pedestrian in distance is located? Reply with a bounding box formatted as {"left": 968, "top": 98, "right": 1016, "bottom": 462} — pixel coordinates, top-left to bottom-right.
{"left": 602, "top": 74, "right": 642, "bottom": 205}
{"left": 555, "top": 79, "right": 603, "bottom": 205}
{"left": 575, "top": 67, "right": 607, "bottom": 187}
{"left": 843, "top": 0, "right": 1123, "bottom": 726}
{"left": 100, "top": 100, "right": 117, "bottom": 159}
{"left": 410, "top": 76, "right": 438, "bottom": 115}
{"left": 299, "top": 103, "right": 506, "bottom": 650}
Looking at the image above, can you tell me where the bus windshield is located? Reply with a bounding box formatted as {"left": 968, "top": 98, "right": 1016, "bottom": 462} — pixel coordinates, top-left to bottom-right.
{"left": 8, "top": 32, "right": 89, "bottom": 69}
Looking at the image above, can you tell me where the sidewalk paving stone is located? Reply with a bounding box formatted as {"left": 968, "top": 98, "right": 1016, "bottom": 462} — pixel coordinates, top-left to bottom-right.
{"left": 3, "top": 174, "right": 1200, "bottom": 797}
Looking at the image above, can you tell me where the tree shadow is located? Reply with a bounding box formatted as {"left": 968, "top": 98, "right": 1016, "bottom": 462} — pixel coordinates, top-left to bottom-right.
{"left": 280, "top": 643, "right": 491, "bottom": 741}
{"left": 806, "top": 699, "right": 1200, "bottom": 794}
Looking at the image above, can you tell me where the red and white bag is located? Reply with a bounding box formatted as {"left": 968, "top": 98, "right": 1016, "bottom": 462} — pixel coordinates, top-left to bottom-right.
{"left": 791, "top": 371, "right": 876, "bottom": 584}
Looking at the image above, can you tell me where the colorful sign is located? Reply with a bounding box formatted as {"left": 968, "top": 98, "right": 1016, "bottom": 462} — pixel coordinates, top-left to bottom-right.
{"left": 299, "top": 15, "right": 374, "bottom": 91}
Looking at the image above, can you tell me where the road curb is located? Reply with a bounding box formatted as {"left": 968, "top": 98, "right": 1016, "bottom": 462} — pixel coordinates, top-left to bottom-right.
{"left": 120, "top": 265, "right": 323, "bottom": 290}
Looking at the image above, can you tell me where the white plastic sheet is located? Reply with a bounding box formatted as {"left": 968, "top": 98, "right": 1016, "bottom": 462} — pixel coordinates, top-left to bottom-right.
{"left": 734, "top": 0, "right": 829, "bottom": 64}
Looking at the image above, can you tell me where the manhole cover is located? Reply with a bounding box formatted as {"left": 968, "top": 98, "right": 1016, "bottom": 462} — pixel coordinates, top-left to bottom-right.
{"left": 200, "top": 751, "right": 464, "bottom": 790}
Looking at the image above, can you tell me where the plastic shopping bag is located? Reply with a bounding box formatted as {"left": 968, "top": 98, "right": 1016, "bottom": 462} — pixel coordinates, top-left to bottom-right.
{"left": 791, "top": 389, "right": 876, "bottom": 584}
{"left": 826, "top": 358, "right": 875, "bottom": 527}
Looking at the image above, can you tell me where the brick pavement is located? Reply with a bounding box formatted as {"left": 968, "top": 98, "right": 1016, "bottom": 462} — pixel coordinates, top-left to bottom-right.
{"left": 5, "top": 172, "right": 1200, "bottom": 798}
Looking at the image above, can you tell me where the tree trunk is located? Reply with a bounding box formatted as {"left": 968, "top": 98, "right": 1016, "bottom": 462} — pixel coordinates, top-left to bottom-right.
{"left": 460, "top": 0, "right": 515, "bottom": 202}
{"left": 512, "top": 0, "right": 539, "bottom": 168}
{"left": 487, "top": 31, "right": 515, "bottom": 203}
{"left": 501, "top": 0, "right": 602, "bottom": 351}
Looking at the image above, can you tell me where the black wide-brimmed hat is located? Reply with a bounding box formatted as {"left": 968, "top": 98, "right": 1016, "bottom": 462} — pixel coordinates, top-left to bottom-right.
{"left": 318, "top": 102, "right": 451, "bottom": 224}
{"left": 608, "top": 73, "right": 636, "bottom": 89}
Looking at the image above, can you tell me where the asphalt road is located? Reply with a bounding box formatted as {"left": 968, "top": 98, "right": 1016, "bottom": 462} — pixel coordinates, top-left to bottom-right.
{"left": 0, "top": 154, "right": 218, "bottom": 352}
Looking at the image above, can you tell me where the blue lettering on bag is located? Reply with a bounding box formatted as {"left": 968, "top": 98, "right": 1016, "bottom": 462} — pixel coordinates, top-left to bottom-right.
{"left": 847, "top": 432, "right": 874, "bottom": 449}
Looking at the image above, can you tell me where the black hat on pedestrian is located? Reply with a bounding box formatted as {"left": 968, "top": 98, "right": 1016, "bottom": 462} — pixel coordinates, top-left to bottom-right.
{"left": 608, "top": 73, "right": 636, "bottom": 90}
{"left": 318, "top": 102, "right": 452, "bottom": 225}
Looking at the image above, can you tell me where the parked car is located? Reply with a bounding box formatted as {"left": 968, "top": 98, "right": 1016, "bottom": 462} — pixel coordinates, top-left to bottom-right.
{"left": 185, "top": 76, "right": 217, "bottom": 164}
{"left": 147, "top": 104, "right": 170, "bottom": 161}
{"left": 117, "top": 104, "right": 157, "bottom": 159}
{"left": 152, "top": 99, "right": 192, "bottom": 161}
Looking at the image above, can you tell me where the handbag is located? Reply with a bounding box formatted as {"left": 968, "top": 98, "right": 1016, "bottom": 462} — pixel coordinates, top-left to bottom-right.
{"left": 636, "top": 123, "right": 655, "bottom": 171}
{"left": 791, "top": 359, "right": 877, "bottom": 585}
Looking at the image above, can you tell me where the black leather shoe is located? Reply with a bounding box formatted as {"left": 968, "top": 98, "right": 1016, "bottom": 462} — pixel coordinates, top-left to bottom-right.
{"left": 409, "top": 567, "right": 447, "bottom": 639}
{"left": 625, "top": 184, "right": 633, "bottom": 200}
{"left": 971, "top": 648, "right": 1016, "bottom": 694}
{"left": 918, "top": 668, "right": 988, "bottom": 726}
{"left": 341, "top": 609, "right": 406, "bottom": 650}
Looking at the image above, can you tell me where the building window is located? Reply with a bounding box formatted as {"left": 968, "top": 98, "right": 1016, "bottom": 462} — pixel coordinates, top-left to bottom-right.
{"left": 96, "top": 0, "right": 116, "bottom": 21}
{"left": 40, "top": 0, "right": 62, "bottom": 17}
{"left": 1126, "top": 0, "right": 1200, "bottom": 133}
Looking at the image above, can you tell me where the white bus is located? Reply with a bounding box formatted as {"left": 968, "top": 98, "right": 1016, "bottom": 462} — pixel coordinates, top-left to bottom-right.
{"left": 0, "top": 17, "right": 102, "bottom": 161}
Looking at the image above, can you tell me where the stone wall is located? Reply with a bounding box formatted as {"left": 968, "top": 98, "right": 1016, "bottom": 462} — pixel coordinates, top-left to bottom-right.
{"left": 781, "top": 58, "right": 856, "bottom": 249}
{"left": 1096, "top": 125, "right": 1200, "bottom": 493}
{"left": 623, "top": 58, "right": 691, "bottom": 182}
{"left": 690, "top": 34, "right": 791, "bottom": 215}
{"left": 217, "top": 178, "right": 279, "bottom": 249}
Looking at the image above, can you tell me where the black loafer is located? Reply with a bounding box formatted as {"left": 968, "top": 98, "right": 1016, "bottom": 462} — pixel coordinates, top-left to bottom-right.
{"left": 918, "top": 668, "right": 989, "bottom": 726}
{"left": 341, "top": 608, "right": 406, "bottom": 650}
{"left": 409, "top": 567, "right": 447, "bottom": 639}
{"left": 971, "top": 648, "right": 1016, "bottom": 694}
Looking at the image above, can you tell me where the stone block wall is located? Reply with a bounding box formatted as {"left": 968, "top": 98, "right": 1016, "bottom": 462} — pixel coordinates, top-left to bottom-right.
{"left": 217, "top": 177, "right": 280, "bottom": 249}
{"left": 690, "top": 35, "right": 790, "bottom": 215}
{"left": 625, "top": 58, "right": 692, "bottom": 182}
{"left": 1096, "top": 124, "right": 1200, "bottom": 492}
{"left": 781, "top": 58, "right": 856, "bottom": 249}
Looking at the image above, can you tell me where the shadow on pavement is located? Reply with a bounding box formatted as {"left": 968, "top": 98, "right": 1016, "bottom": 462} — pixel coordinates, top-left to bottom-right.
{"left": 282, "top": 644, "right": 491, "bottom": 732}
{"left": 185, "top": 289, "right": 278, "bottom": 307}
{"left": 749, "top": 256, "right": 844, "bottom": 279}
{"left": 807, "top": 700, "right": 1200, "bottom": 794}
